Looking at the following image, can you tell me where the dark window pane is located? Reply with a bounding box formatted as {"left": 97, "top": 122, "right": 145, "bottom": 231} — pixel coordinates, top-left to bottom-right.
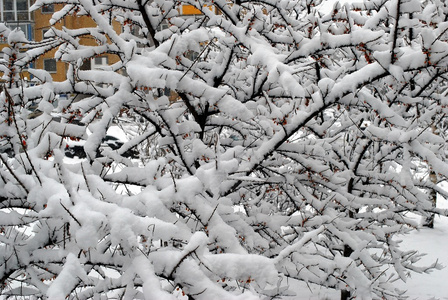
{"left": 44, "top": 59, "right": 57, "bottom": 72}
{"left": 16, "top": 0, "right": 27, "bottom": 10}
{"left": 3, "top": 0, "right": 13, "bottom": 11}
{"left": 17, "top": 12, "right": 29, "bottom": 21}
{"left": 4, "top": 12, "right": 14, "bottom": 21}
{"left": 42, "top": 4, "right": 54, "bottom": 13}
{"left": 80, "top": 59, "right": 91, "bottom": 70}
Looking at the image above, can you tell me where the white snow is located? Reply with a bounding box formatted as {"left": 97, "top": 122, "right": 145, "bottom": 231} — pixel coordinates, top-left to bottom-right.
{"left": 287, "top": 195, "right": 448, "bottom": 299}
{"left": 3, "top": 0, "right": 448, "bottom": 299}
{"left": 393, "top": 194, "right": 448, "bottom": 300}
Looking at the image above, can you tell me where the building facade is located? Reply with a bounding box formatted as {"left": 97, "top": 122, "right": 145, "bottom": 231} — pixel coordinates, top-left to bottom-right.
{"left": 0, "top": 0, "right": 34, "bottom": 40}
{"left": 0, "top": 2, "right": 211, "bottom": 82}
{"left": 33, "top": 3, "right": 121, "bottom": 82}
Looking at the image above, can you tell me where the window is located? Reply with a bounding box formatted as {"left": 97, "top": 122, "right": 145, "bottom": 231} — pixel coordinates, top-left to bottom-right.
{"left": 41, "top": 4, "right": 54, "bottom": 13}
{"left": 1, "top": 0, "right": 33, "bottom": 39}
{"left": 44, "top": 59, "right": 57, "bottom": 73}
{"left": 92, "top": 56, "right": 109, "bottom": 70}
{"left": 80, "top": 59, "right": 91, "bottom": 70}
{"left": 42, "top": 28, "right": 52, "bottom": 39}
{"left": 94, "top": 56, "right": 108, "bottom": 65}
{"left": 2, "top": 0, "right": 32, "bottom": 22}
{"left": 159, "top": 22, "right": 169, "bottom": 30}
{"left": 5, "top": 23, "right": 31, "bottom": 39}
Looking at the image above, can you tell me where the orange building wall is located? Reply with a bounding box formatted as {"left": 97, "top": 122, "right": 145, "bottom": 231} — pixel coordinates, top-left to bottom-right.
{"left": 33, "top": 4, "right": 121, "bottom": 82}
{"left": 33, "top": 4, "right": 64, "bottom": 82}
{"left": 0, "top": 3, "right": 214, "bottom": 83}
{"left": 181, "top": 4, "right": 216, "bottom": 15}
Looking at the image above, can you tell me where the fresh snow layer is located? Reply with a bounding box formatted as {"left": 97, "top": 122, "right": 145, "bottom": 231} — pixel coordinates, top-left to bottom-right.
{"left": 287, "top": 195, "right": 448, "bottom": 299}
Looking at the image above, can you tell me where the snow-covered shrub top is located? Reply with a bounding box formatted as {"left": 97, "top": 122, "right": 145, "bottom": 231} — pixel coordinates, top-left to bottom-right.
{"left": 1, "top": 0, "right": 448, "bottom": 299}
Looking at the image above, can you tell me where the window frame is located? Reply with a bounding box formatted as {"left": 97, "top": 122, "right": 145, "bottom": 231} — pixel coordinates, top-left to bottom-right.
{"left": 1, "top": 0, "right": 32, "bottom": 22}
{"left": 91, "top": 56, "right": 109, "bottom": 70}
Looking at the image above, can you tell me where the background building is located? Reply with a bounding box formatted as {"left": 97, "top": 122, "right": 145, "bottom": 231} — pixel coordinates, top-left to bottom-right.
{"left": 33, "top": 3, "right": 121, "bottom": 82}
{"left": 0, "top": 0, "right": 34, "bottom": 40}
{"left": 0, "top": 2, "right": 211, "bottom": 82}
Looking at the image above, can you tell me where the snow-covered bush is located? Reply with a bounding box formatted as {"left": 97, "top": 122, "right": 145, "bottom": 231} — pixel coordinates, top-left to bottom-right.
{"left": 1, "top": 0, "right": 448, "bottom": 299}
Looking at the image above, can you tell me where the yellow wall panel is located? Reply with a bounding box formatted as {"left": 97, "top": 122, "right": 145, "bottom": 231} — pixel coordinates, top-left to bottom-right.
{"left": 181, "top": 5, "right": 215, "bottom": 15}
{"left": 181, "top": 5, "right": 203, "bottom": 15}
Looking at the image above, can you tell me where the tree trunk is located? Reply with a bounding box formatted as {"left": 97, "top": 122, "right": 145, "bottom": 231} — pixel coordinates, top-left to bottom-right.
{"left": 423, "top": 125, "right": 438, "bottom": 228}
{"left": 341, "top": 289, "right": 351, "bottom": 300}
{"left": 423, "top": 170, "right": 437, "bottom": 228}
{"left": 341, "top": 244, "right": 354, "bottom": 300}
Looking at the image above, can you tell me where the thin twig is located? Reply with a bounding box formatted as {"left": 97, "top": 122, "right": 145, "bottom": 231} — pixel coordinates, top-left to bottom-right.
{"left": 168, "top": 246, "right": 199, "bottom": 279}
{"left": 0, "top": 154, "right": 29, "bottom": 194}
{"left": 60, "top": 200, "right": 82, "bottom": 227}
